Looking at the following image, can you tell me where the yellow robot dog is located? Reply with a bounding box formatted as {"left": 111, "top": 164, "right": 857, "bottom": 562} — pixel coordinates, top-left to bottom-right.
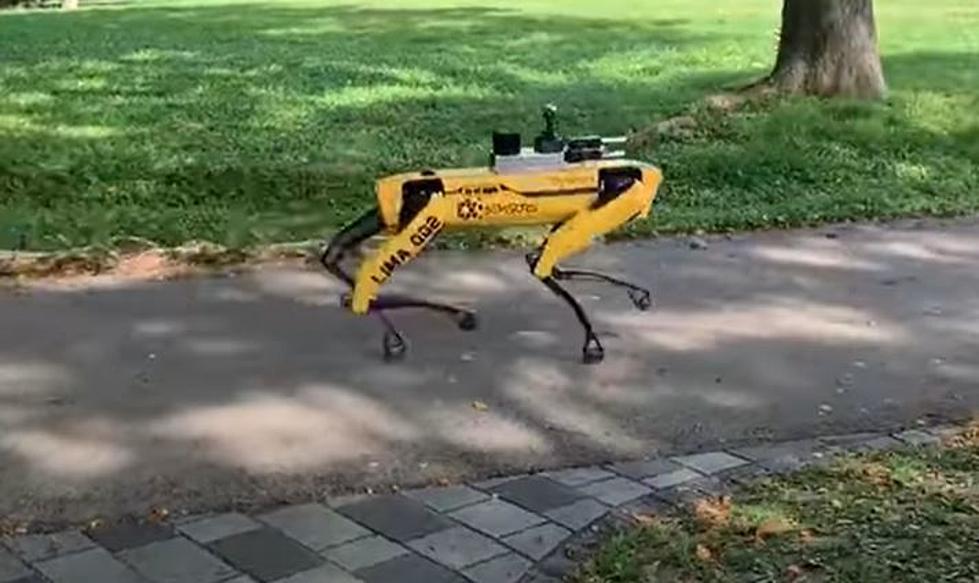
{"left": 322, "top": 106, "right": 663, "bottom": 363}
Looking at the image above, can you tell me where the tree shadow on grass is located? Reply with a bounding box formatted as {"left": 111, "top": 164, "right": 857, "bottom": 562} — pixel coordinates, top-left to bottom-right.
{"left": 0, "top": 2, "right": 747, "bottom": 249}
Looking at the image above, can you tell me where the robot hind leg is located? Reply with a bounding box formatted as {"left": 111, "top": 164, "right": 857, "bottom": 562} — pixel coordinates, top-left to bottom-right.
{"left": 529, "top": 173, "right": 653, "bottom": 363}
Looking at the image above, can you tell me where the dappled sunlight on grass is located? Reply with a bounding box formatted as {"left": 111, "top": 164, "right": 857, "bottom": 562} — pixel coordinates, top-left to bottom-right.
{"left": 1, "top": 0, "right": 975, "bottom": 249}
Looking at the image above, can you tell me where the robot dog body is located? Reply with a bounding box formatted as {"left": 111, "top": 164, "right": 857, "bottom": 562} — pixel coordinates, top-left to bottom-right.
{"left": 323, "top": 107, "right": 663, "bottom": 363}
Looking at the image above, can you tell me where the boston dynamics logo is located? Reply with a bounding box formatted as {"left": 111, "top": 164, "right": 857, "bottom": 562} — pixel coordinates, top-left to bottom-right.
{"left": 457, "top": 199, "right": 484, "bottom": 220}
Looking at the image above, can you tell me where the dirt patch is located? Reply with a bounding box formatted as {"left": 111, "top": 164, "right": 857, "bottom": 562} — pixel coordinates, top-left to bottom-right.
{"left": 0, "top": 241, "right": 316, "bottom": 287}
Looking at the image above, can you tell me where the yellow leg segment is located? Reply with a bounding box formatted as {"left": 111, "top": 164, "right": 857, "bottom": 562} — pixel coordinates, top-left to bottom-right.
{"left": 350, "top": 195, "right": 452, "bottom": 314}
{"left": 533, "top": 179, "right": 652, "bottom": 278}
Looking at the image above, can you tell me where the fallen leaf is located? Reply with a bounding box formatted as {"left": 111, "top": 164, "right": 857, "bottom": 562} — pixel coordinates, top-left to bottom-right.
{"left": 799, "top": 529, "right": 815, "bottom": 544}
{"left": 693, "top": 496, "right": 732, "bottom": 529}
{"left": 786, "top": 564, "right": 804, "bottom": 580}
{"left": 471, "top": 400, "right": 489, "bottom": 412}
{"left": 148, "top": 507, "right": 169, "bottom": 523}
{"left": 755, "top": 517, "right": 794, "bottom": 541}
{"left": 630, "top": 511, "right": 657, "bottom": 526}
{"left": 861, "top": 462, "right": 892, "bottom": 486}
{"left": 694, "top": 543, "right": 714, "bottom": 562}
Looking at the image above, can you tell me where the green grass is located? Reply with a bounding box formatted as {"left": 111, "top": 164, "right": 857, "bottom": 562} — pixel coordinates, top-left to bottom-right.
{"left": 1, "top": 0, "right": 977, "bottom": 251}
{"left": 578, "top": 433, "right": 979, "bottom": 582}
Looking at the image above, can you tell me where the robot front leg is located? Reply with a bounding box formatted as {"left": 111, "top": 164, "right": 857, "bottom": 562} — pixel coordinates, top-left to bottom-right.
{"left": 552, "top": 268, "right": 653, "bottom": 311}
{"left": 335, "top": 196, "right": 476, "bottom": 360}
{"left": 321, "top": 208, "right": 410, "bottom": 359}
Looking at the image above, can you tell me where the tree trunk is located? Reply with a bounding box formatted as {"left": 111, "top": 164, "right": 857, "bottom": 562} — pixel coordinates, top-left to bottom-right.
{"left": 769, "top": 0, "right": 886, "bottom": 99}
{"left": 62, "top": 0, "right": 78, "bottom": 9}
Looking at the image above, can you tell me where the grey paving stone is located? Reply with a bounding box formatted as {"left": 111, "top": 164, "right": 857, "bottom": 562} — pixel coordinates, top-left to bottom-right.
{"left": 491, "top": 476, "right": 584, "bottom": 513}
{"left": 731, "top": 439, "right": 825, "bottom": 462}
{"left": 87, "top": 521, "right": 174, "bottom": 552}
{"left": 323, "top": 536, "right": 407, "bottom": 572}
{"left": 462, "top": 553, "right": 532, "bottom": 583}
{"left": 337, "top": 495, "right": 453, "bottom": 542}
{"left": 520, "top": 573, "right": 561, "bottom": 583}
{"left": 209, "top": 527, "right": 323, "bottom": 582}
{"left": 652, "top": 482, "right": 713, "bottom": 508}
{"left": 643, "top": 468, "right": 702, "bottom": 489}
{"left": 177, "top": 513, "right": 261, "bottom": 545}
{"left": 325, "top": 493, "right": 373, "bottom": 509}
{"left": 5, "top": 575, "right": 46, "bottom": 583}
{"left": 403, "top": 485, "right": 489, "bottom": 512}
{"left": 274, "top": 563, "right": 363, "bottom": 583}
{"left": 763, "top": 456, "right": 809, "bottom": 474}
{"left": 449, "top": 499, "right": 546, "bottom": 538}
{"left": 407, "top": 527, "right": 507, "bottom": 570}
{"left": 578, "top": 477, "right": 651, "bottom": 505}
{"left": 819, "top": 432, "right": 884, "bottom": 448}
{"left": 543, "top": 499, "right": 609, "bottom": 530}
{"left": 731, "top": 439, "right": 831, "bottom": 474}
{"left": 471, "top": 474, "right": 527, "bottom": 490}
{"left": 851, "top": 435, "right": 903, "bottom": 452}
{"left": 120, "top": 537, "right": 237, "bottom": 583}
{"left": 355, "top": 553, "right": 466, "bottom": 583}
{"left": 615, "top": 494, "right": 673, "bottom": 521}
{"left": 533, "top": 544, "right": 576, "bottom": 581}
{"left": 543, "top": 467, "right": 615, "bottom": 488}
{"left": 721, "top": 464, "right": 774, "bottom": 486}
{"left": 224, "top": 577, "right": 257, "bottom": 583}
{"left": 894, "top": 429, "right": 941, "bottom": 446}
{"left": 3, "top": 530, "right": 94, "bottom": 563}
{"left": 685, "top": 476, "right": 730, "bottom": 497}
{"left": 672, "top": 451, "right": 748, "bottom": 474}
{"left": 260, "top": 504, "right": 370, "bottom": 551}
{"left": 36, "top": 547, "right": 146, "bottom": 583}
{"left": 502, "top": 523, "right": 571, "bottom": 560}
{"left": 0, "top": 547, "right": 31, "bottom": 582}
{"left": 606, "top": 458, "right": 682, "bottom": 480}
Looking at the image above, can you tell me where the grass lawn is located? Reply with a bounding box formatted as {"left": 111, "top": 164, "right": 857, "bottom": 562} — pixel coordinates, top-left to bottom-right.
{"left": 578, "top": 430, "right": 979, "bottom": 582}
{"left": 0, "top": 0, "right": 977, "bottom": 251}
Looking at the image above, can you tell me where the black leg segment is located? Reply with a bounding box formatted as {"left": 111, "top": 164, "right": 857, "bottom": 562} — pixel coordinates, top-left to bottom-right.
{"left": 552, "top": 267, "right": 653, "bottom": 311}
{"left": 321, "top": 207, "right": 383, "bottom": 287}
{"left": 541, "top": 276, "right": 604, "bottom": 364}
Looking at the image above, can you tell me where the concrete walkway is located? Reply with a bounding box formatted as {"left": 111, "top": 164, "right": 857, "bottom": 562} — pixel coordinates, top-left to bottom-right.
{"left": 0, "top": 426, "right": 955, "bottom": 583}
{"left": 1, "top": 217, "right": 978, "bottom": 526}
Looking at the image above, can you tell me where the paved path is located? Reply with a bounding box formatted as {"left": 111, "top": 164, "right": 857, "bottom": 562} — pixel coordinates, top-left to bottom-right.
{"left": 0, "top": 426, "right": 954, "bottom": 583}
{"left": 1, "top": 217, "right": 978, "bottom": 525}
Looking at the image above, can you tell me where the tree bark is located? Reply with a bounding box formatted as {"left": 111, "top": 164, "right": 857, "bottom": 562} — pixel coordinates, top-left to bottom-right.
{"left": 62, "top": 0, "right": 78, "bottom": 9}
{"left": 769, "top": 0, "right": 886, "bottom": 99}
